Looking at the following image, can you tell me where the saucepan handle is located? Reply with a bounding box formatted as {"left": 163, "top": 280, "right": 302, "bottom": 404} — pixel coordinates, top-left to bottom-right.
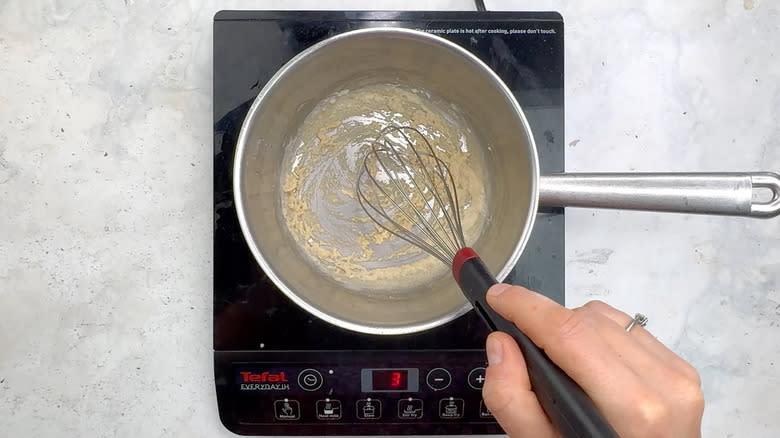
{"left": 539, "top": 172, "right": 780, "bottom": 218}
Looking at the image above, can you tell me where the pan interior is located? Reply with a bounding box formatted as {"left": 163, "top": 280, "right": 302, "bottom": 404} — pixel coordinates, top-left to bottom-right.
{"left": 236, "top": 29, "right": 537, "bottom": 334}
{"left": 279, "top": 81, "right": 490, "bottom": 293}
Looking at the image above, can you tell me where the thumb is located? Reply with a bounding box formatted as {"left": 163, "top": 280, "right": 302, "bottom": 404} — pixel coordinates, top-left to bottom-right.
{"left": 483, "top": 332, "right": 557, "bottom": 438}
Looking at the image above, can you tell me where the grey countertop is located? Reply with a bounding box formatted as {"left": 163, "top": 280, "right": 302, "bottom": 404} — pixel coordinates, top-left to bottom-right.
{"left": 1, "top": 1, "right": 778, "bottom": 437}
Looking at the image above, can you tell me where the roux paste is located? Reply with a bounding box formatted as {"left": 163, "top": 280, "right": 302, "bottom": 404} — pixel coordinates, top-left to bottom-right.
{"left": 280, "top": 83, "right": 489, "bottom": 291}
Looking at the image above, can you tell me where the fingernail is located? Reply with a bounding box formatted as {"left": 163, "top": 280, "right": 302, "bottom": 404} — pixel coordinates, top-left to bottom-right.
{"left": 487, "top": 283, "right": 511, "bottom": 297}
{"left": 486, "top": 336, "right": 503, "bottom": 366}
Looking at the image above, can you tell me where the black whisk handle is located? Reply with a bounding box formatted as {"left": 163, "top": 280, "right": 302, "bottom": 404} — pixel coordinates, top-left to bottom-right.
{"left": 454, "top": 250, "right": 620, "bottom": 438}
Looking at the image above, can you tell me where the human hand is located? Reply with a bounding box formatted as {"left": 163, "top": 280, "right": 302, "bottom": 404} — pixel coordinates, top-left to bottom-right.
{"left": 482, "top": 284, "right": 704, "bottom": 438}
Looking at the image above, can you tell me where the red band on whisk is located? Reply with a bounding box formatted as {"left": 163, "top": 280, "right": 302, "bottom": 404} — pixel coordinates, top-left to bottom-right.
{"left": 452, "top": 247, "right": 479, "bottom": 284}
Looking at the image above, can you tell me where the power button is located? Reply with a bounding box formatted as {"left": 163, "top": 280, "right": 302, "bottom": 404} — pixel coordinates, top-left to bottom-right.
{"left": 297, "top": 369, "right": 323, "bottom": 391}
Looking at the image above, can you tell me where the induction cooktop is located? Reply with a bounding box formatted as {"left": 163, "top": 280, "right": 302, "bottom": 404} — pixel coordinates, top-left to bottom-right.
{"left": 213, "top": 10, "right": 564, "bottom": 435}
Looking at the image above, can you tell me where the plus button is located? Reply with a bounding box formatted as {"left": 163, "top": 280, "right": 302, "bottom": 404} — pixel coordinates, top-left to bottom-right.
{"left": 468, "top": 367, "right": 487, "bottom": 390}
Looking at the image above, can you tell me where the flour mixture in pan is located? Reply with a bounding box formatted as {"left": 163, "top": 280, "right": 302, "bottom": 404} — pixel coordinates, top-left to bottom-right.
{"left": 280, "top": 83, "right": 489, "bottom": 290}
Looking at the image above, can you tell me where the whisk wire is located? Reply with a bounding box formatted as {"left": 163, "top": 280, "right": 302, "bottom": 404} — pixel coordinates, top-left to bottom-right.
{"left": 356, "top": 155, "right": 452, "bottom": 264}
{"left": 377, "top": 132, "right": 461, "bottom": 258}
{"left": 356, "top": 125, "right": 469, "bottom": 265}
{"left": 367, "top": 143, "right": 454, "bottom": 260}
{"left": 393, "top": 128, "right": 467, "bottom": 253}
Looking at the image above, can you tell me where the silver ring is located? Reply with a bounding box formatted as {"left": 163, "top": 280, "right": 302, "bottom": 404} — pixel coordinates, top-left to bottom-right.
{"left": 625, "top": 313, "right": 648, "bottom": 332}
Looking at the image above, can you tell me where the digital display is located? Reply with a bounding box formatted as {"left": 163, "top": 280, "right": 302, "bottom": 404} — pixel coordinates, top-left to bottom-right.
{"left": 372, "top": 370, "right": 408, "bottom": 390}
{"left": 360, "top": 368, "right": 419, "bottom": 392}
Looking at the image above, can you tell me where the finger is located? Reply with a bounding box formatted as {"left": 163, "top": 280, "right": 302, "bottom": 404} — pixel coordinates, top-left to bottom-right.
{"left": 485, "top": 284, "right": 647, "bottom": 420}
{"left": 578, "top": 300, "right": 701, "bottom": 385}
{"left": 482, "top": 332, "right": 557, "bottom": 438}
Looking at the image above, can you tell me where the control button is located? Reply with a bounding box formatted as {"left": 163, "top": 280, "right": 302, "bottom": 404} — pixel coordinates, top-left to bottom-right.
{"left": 479, "top": 400, "right": 493, "bottom": 418}
{"left": 426, "top": 368, "right": 452, "bottom": 391}
{"left": 356, "top": 398, "right": 382, "bottom": 420}
{"left": 274, "top": 398, "right": 300, "bottom": 420}
{"left": 397, "top": 397, "right": 424, "bottom": 420}
{"left": 297, "top": 368, "right": 323, "bottom": 391}
{"left": 468, "top": 367, "right": 487, "bottom": 389}
{"left": 439, "top": 397, "right": 464, "bottom": 419}
{"left": 316, "top": 399, "right": 342, "bottom": 420}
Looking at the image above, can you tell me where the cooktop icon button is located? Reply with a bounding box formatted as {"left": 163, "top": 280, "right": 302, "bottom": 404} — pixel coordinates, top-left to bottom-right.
{"left": 426, "top": 368, "right": 452, "bottom": 391}
{"left": 356, "top": 398, "right": 382, "bottom": 420}
{"left": 297, "top": 368, "right": 323, "bottom": 391}
{"left": 398, "top": 397, "right": 424, "bottom": 420}
{"left": 468, "top": 367, "right": 487, "bottom": 389}
{"left": 274, "top": 398, "right": 300, "bottom": 420}
{"left": 479, "top": 400, "right": 494, "bottom": 418}
{"left": 439, "top": 397, "right": 464, "bottom": 419}
{"left": 316, "top": 398, "right": 342, "bottom": 420}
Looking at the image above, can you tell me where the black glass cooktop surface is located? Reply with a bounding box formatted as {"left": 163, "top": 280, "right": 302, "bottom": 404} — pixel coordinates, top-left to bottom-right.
{"left": 213, "top": 10, "right": 564, "bottom": 352}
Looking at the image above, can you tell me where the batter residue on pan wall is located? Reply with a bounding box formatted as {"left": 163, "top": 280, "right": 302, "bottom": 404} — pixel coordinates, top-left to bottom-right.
{"left": 280, "top": 83, "right": 489, "bottom": 291}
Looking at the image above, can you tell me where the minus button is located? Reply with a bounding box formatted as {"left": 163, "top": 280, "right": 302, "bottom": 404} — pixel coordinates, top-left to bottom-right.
{"left": 426, "top": 368, "right": 452, "bottom": 391}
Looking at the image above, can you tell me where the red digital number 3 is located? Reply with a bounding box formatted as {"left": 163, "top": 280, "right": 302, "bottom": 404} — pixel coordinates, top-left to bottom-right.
{"left": 391, "top": 372, "right": 401, "bottom": 387}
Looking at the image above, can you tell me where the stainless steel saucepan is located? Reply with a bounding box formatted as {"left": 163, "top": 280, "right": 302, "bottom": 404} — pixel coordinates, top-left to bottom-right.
{"left": 233, "top": 28, "right": 780, "bottom": 335}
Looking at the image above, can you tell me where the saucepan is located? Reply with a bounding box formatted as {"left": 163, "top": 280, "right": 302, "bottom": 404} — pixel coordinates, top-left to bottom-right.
{"left": 233, "top": 28, "right": 780, "bottom": 335}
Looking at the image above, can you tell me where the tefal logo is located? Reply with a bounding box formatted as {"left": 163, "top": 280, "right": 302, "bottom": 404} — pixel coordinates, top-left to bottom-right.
{"left": 239, "top": 371, "right": 289, "bottom": 383}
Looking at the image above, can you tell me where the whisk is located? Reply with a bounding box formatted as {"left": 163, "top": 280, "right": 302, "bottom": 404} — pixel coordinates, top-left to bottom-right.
{"left": 357, "top": 126, "right": 618, "bottom": 438}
